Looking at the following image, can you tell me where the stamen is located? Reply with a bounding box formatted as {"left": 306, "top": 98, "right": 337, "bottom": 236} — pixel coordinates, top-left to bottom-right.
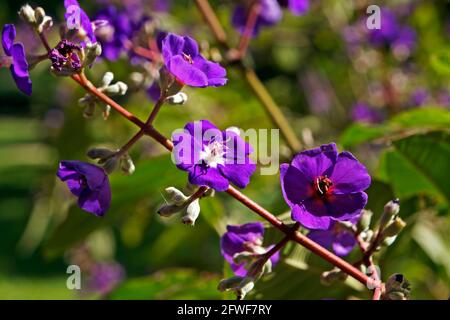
{"left": 181, "top": 52, "right": 193, "bottom": 64}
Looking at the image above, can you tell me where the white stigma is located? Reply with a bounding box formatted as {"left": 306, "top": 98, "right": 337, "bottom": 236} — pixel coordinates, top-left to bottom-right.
{"left": 199, "top": 140, "right": 226, "bottom": 168}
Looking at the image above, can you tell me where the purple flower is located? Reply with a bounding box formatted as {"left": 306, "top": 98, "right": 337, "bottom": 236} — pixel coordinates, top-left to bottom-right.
{"left": 49, "top": 39, "right": 82, "bottom": 72}
{"left": 278, "top": 0, "right": 309, "bottom": 15}
{"left": 308, "top": 221, "right": 356, "bottom": 256}
{"left": 88, "top": 262, "right": 125, "bottom": 295}
{"left": 162, "top": 33, "right": 227, "bottom": 87}
{"left": 232, "top": 0, "right": 282, "bottom": 37}
{"left": 410, "top": 88, "right": 429, "bottom": 107}
{"left": 57, "top": 161, "right": 111, "bottom": 216}
{"left": 146, "top": 82, "right": 161, "bottom": 101}
{"left": 392, "top": 26, "right": 416, "bottom": 53}
{"left": 280, "top": 143, "right": 371, "bottom": 230}
{"left": 351, "top": 102, "right": 383, "bottom": 124}
{"left": 172, "top": 120, "right": 256, "bottom": 192}
{"left": 64, "top": 0, "right": 96, "bottom": 44}
{"left": 1, "top": 24, "right": 32, "bottom": 95}
{"left": 220, "top": 222, "right": 280, "bottom": 276}
{"left": 94, "top": 5, "right": 149, "bottom": 61}
{"left": 369, "top": 8, "right": 400, "bottom": 46}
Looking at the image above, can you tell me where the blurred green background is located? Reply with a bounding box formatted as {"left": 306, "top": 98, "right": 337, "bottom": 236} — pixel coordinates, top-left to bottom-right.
{"left": 0, "top": 0, "right": 449, "bottom": 299}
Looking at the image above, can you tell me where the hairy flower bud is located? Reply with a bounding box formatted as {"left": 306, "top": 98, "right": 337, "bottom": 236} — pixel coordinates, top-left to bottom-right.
{"left": 320, "top": 267, "right": 348, "bottom": 286}
{"left": 379, "top": 199, "right": 400, "bottom": 230}
{"left": 233, "top": 251, "right": 256, "bottom": 265}
{"left": 120, "top": 154, "right": 135, "bottom": 176}
{"left": 217, "top": 276, "right": 244, "bottom": 292}
{"left": 102, "top": 72, "right": 114, "bottom": 87}
{"left": 101, "top": 156, "right": 119, "bottom": 174}
{"left": 384, "top": 273, "right": 411, "bottom": 300}
{"left": 382, "top": 217, "right": 406, "bottom": 238}
{"left": 87, "top": 147, "right": 116, "bottom": 160}
{"left": 83, "top": 42, "right": 102, "bottom": 67}
{"left": 235, "top": 277, "right": 255, "bottom": 300}
{"left": 157, "top": 203, "right": 183, "bottom": 217}
{"left": 166, "top": 92, "right": 188, "bottom": 105}
{"left": 357, "top": 210, "right": 373, "bottom": 233}
{"left": 181, "top": 199, "right": 200, "bottom": 226}
{"left": 19, "top": 4, "right": 36, "bottom": 25}
{"left": 164, "top": 187, "right": 189, "bottom": 206}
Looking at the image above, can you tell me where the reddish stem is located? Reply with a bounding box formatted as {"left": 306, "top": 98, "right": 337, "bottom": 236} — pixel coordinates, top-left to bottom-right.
{"left": 356, "top": 235, "right": 383, "bottom": 300}
{"left": 70, "top": 69, "right": 374, "bottom": 289}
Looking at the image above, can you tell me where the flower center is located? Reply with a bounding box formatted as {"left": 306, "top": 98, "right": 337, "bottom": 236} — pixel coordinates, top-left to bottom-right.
{"left": 199, "top": 139, "right": 227, "bottom": 168}
{"left": 315, "top": 175, "right": 333, "bottom": 196}
{"left": 181, "top": 52, "right": 193, "bottom": 64}
{"left": 0, "top": 55, "right": 13, "bottom": 68}
{"left": 49, "top": 39, "right": 82, "bottom": 72}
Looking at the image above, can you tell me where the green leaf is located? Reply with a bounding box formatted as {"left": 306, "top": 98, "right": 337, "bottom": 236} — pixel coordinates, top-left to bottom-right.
{"left": 339, "top": 123, "right": 388, "bottom": 149}
{"left": 340, "top": 108, "right": 450, "bottom": 148}
{"left": 108, "top": 269, "right": 221, "bottom": 299}
{"left": 430, "top": 49, "right": 450, "bottom": 75}
{"left": 382, "top": 131, "right": 450, "bottom": 204}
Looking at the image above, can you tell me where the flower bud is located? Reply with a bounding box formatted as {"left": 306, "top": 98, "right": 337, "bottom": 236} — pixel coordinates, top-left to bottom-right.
{"left": 382, "top": 235, "right": 397, "bottom": 247}
{"left": 233, "top": 251, "right": 255, "bottom": 265}
{"left": 104, "top": 82, "right": 128, "bottom": 95}
{"left": 166, "top": 92, "right": 188, "bottom": 105}
{"left": 181, "top": 199, "right": 200, "bottom": 226}
{"left": 217, "top": 276, "right": 244, "bottom": 292}
{"left": 83, "top": 102, "right": 96, "bottom": 118}
{"left": 357, "top": 210, "right": 373, "bottom": 233}
{"left": 379, "top": 199, "right": 400, "bottom": 230}
{"left": 120, "top": 154, "right": 135, "bottom": 176}
{"left": 203, "top": 188, "right": 215, "bottom": 198}
{"left": 157, "top": 203, "right": 183, "bottom": 217}
{"left": 225, "top": 126, "right": 241, "bottom": 136}
{"left": 382, "top": 217, "right": 406, "bottom": 238}
{"left": 87, "top": 147, "right": 116, "bottom": 160}
{"left": 19, "top": 4, "right": 36, "bottom": 25}
{"left": 34, "top": 7, "right": 45, "bottom": 24}
{"left": 164, "top": 187, "right": 189, "bottom": 206}
{"left": 37, "top": 16, "right": 53, "bottom": 33}
{"left": 102, "top": 72, "right": 114, "bottom": 87}
{"left": 102, "top": 156, "right": 119, "bottom": 174}
{"left": 235, "top": 277, "right": 255, "bottom": 300}
{"left": 320, "top": 267, "right": 348, "bottom": 286}
{"left": 102, "top": 105, "right": 111, "bottom": 120}
{"left": 83, "top": 42, "right": 102, "bottom": 67}
{"left": 385, "top": 273, "right": 411, "bottom": 300}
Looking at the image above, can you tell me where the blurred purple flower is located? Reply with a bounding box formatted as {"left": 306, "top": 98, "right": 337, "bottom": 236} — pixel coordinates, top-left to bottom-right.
{"left": 1, "top": 24, "right": 32, "bottom": 95}
{"left": 280, "top": 143, "right": 371, "bottom": 230}
{"left": 94, "top": 4, "right": 149, "bottom": 61}
{"left": 437, "top": 90, "right": 450, "bottom": 108}
{"left": 57, "top": 161, "right": 111, "bottom": 216}
{"left": 232, "top": 0, "right": 282, "bottom": 37}
{"left": 172, "top": 120, "right": 256, "bottom": 192}
{"left": 410, "top": 88, "right": 429, "bottom": 107}
{"left": 278, "top": 0, "right": 309, "bottom": 15}
{"left": 64, "top": 0, "right": 97, "bottom": 44}
{"left": 369, "top": 8, "right": 400, "bottom": 46}
{"left": 220, "top": 222, "right": 280, "bottom": 276}
{"left": 308, "top": 221, "right": 356, "bottom": 256}
{"left": 351, "top": 102, "right": 383, "bottom": 124}
{"left": 88, "top": 262, "right": 125, "bottom": 295}
{"left": 49, "top": 39, "right": 82, "bottom": 72}
{"left": 146, "top": 82, "right": 161, "bottom": 101}
{"left": 162, "top": 33, "right": 227, "bottom": 87}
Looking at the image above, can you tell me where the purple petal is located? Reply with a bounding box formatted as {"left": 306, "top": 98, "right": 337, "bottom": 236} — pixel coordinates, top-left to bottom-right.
{"left": 291, "top": 203, "right": 332, "bottom": 230}
{"left": 58, "top": 161, "right": 107, "bottom": 191}
{"left": 10, "top": 43, "right": 32, "bottom": 95}
{"left": 219, "top": 162, "right": 256, "bottom": 189}
{"left": 290, "top": 143, "right": 337, "bottom": 181}
{"left": 332, "top": 231, "right": 356, "bottom": 257}
{"left": 77, "top": 182, "right": 111, "bottom": 216}
{"left": 2, "top": 24, "right": 15, "bottom": 56}
{"left": 307, "top": 229, "right": 334, "bottom": 249}
{"left": 280, "top": 163, "right": 314, "bottom": 207}
{"left": 330, "top": 151, "right": 371, "bottom": 193}
{"left": 327, "top": 192, "right": 368, "bottom": 221}
{"left": 162, "top": 33, "right": 185, "bottom": 63}
{"left": 66, "top": 178, "right": 84, "bottom": 196}
{"left": 188, "top": 165, "right": 229, "bottom": 191}
{"left": 184, "top": 120, "right": 221, "bottom": 145}
{"left": 182, "top": 36, "right": 199, "bottom": 57}
{"left": 193, "top": 56, "right": 227, "bottom": 87}
{"left": 226, "top": 222, "right": 265, "bottom": 240}
{"left": 167, "top": 55, "right": 208, "bottom": 87}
